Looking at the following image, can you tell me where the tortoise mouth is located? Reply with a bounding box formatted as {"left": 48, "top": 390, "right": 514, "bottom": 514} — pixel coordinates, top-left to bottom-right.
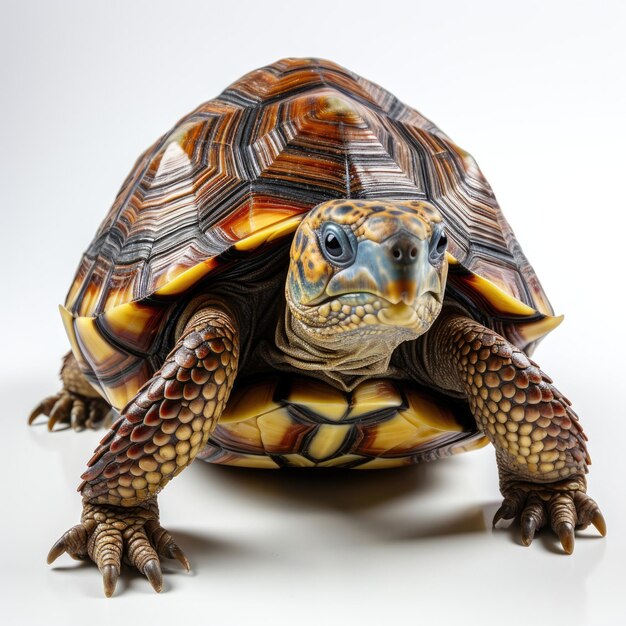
{"left": 291, "top": 290, "right": 443, "bottom": 336}
{"left": 315, "top": 289, "right": 444, "bottom": 307}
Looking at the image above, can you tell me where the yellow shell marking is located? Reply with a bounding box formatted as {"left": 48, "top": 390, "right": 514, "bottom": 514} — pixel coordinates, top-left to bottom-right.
{"left": 367, "top": 414, "right": 432, "bottom": 455}
{"left": 447, "top": 253, "right": 535, "bottom": 317}
{"left": 73, "top": 316, "right": 144, "bottom": 408}
{"left": 287, "top": 377, "right": 349, "bottom": 421}
{"left": 282, "top": 454, "right": 316, "bottom": 468}
{"left": 224, "top": 454, "right": 280, "bottom": 469}
{"left": 516, "top": 315, "right": 564, "bottom": 344}
{"left": 317, "top": 454, "right": 365, "bottom": 468}
{"left": 446, "top": 252, "right": 562, "bottom": 343}
{"left": 207, "top": 376, "right": 483, "bottom": 469}
{"left": 220, "top": 379, "right": 281, "bottom": 424}
{"left": 220, "top": 420, "right": 263, "bottom": 449}
{"left": 400, "top": 387, "right": 464, "bottom": 432}
{"left": 308, "top": 424, "right": 352, "bottom": 460}
{"left": 349, "top": 379, "right": 403, "bottom": 419}
{"left": 233, "top": 214, "right": 303, "bottom": 252}
{"left": 104, "top": 301, "right": 157, "bottom": 340}
{"left": 153, "top": 214, "right": 303, "bottom": 298}
{"left": 257, "top": 410, "right": 298, "bottom": 452}
{"left": 59, "top": 306, "right": 84, "bottom": 369}
{"left": 74, "top": 317, "right": 118, "bottom": 366}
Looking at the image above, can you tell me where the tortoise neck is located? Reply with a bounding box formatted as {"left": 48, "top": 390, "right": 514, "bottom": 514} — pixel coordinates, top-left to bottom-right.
{"left": 271, "top": 304, "right": 403, "bottom": 391}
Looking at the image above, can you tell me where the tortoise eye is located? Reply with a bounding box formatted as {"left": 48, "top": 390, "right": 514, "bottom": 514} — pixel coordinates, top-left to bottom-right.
{"left": 430, "top": 226, "right": 448, "bottom": 264}
{"left": 320, "top": 223, "right": 356, "bottom": 266}
{"left": 325, "top": 232, "right": 342, "bottom": 255}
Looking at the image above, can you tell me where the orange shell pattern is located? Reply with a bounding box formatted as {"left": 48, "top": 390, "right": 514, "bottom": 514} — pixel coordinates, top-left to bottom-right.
{"left": 62, "top": 58, "right": 560, "bottom": 413}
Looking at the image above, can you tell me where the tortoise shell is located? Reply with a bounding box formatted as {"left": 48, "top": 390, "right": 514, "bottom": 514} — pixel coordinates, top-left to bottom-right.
{"left": 61, "top": 57, "right": 560, "bottom": 431}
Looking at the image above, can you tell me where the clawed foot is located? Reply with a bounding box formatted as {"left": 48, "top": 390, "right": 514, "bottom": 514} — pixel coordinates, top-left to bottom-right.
{"left": 29, "top": 390, "right": 113, "bottom": 431}
{"left": 47, "top": 500, "right": 189, "bottom": 597}
{"left": 493, "top": 474, "right": 606, "bottom": 553}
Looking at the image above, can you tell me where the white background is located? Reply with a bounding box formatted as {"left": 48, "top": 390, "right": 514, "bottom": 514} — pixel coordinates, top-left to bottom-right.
{"left": 1, "top": 0, "right": 625, "bottom": 624}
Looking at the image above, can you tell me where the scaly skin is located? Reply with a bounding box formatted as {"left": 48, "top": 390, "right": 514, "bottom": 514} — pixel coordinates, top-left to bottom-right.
{"left": 48, "top": 306, "right": 239, "bottom": 596}
{"left": 29, "top": 352, "right": 112, "bottom": 430}
{"left": 426, "top": 313, "right": 605, "bottom": 551}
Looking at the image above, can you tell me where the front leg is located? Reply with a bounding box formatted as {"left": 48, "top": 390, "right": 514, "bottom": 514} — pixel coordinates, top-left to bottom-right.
{"left": 48, "top": 305, "right": 239, "bottom": 596}
{"left": 423, "top": 313, "right": 605, "bottom": 552}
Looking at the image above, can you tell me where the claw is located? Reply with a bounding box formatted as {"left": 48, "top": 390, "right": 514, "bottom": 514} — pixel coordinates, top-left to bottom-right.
{"left": 493, "top": 502, "right": 515, "bottom": 527}
{"left": 557, "top": 522, "right": 575, "bottom": 554}
{"left": 167, "top": 544, "right": 191, "bottom": 572}
{"left": 48, "top": 395, "right": 73, "bottom": 430}
{"left": 102, "top": 564, "right": 120, "bottom": 598}
{"left": 592, "top": 510, "right": 607, "bottom": 537}
{"left": 47, "top": 402, "right": 66, "bottom": 431}
{"left": 144, "top": 559, "right": 163, "bottom": 593}
{"left": 28, "top": 403, "right": 45, "bottom": 425}
{"left": 47, "top": 537, "right": 67, "bottom": 564}
{"left": 29, "top": 396, "right": 58, "bottom": 425}
{"left": 521, "top": 516, "right": 537, "bottom": 546}
{"left": 47, "top": 413, "right": 61, "bottom": 431}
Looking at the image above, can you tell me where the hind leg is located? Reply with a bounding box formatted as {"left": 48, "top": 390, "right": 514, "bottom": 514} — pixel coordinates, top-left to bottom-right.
{"left": 29, "top": 352, "right": 113, "bottom": 431}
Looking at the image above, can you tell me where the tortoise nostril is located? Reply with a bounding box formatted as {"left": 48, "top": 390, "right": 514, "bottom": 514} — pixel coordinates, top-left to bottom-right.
{"left": 383, "top": 233, "right": 420, "bottom": 265}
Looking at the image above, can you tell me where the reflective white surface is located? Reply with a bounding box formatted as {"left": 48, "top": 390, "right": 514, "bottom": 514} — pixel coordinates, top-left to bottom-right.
{"left": 1, "top": 1, "right": 624, "bottom": 624}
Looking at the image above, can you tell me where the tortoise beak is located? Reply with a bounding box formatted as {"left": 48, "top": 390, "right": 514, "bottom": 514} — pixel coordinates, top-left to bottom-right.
{"left": 325, "top": 233, "right": 445, "bottom": 306}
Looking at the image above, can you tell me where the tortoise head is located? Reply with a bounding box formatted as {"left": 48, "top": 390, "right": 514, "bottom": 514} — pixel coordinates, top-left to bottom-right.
{"left": 285, "top": 199, "right": 449, "bottom": 343}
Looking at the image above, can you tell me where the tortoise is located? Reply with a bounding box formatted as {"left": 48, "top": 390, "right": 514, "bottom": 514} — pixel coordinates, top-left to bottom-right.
{"left": 31, "top": 57, "right": 606, "bottom": 597}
